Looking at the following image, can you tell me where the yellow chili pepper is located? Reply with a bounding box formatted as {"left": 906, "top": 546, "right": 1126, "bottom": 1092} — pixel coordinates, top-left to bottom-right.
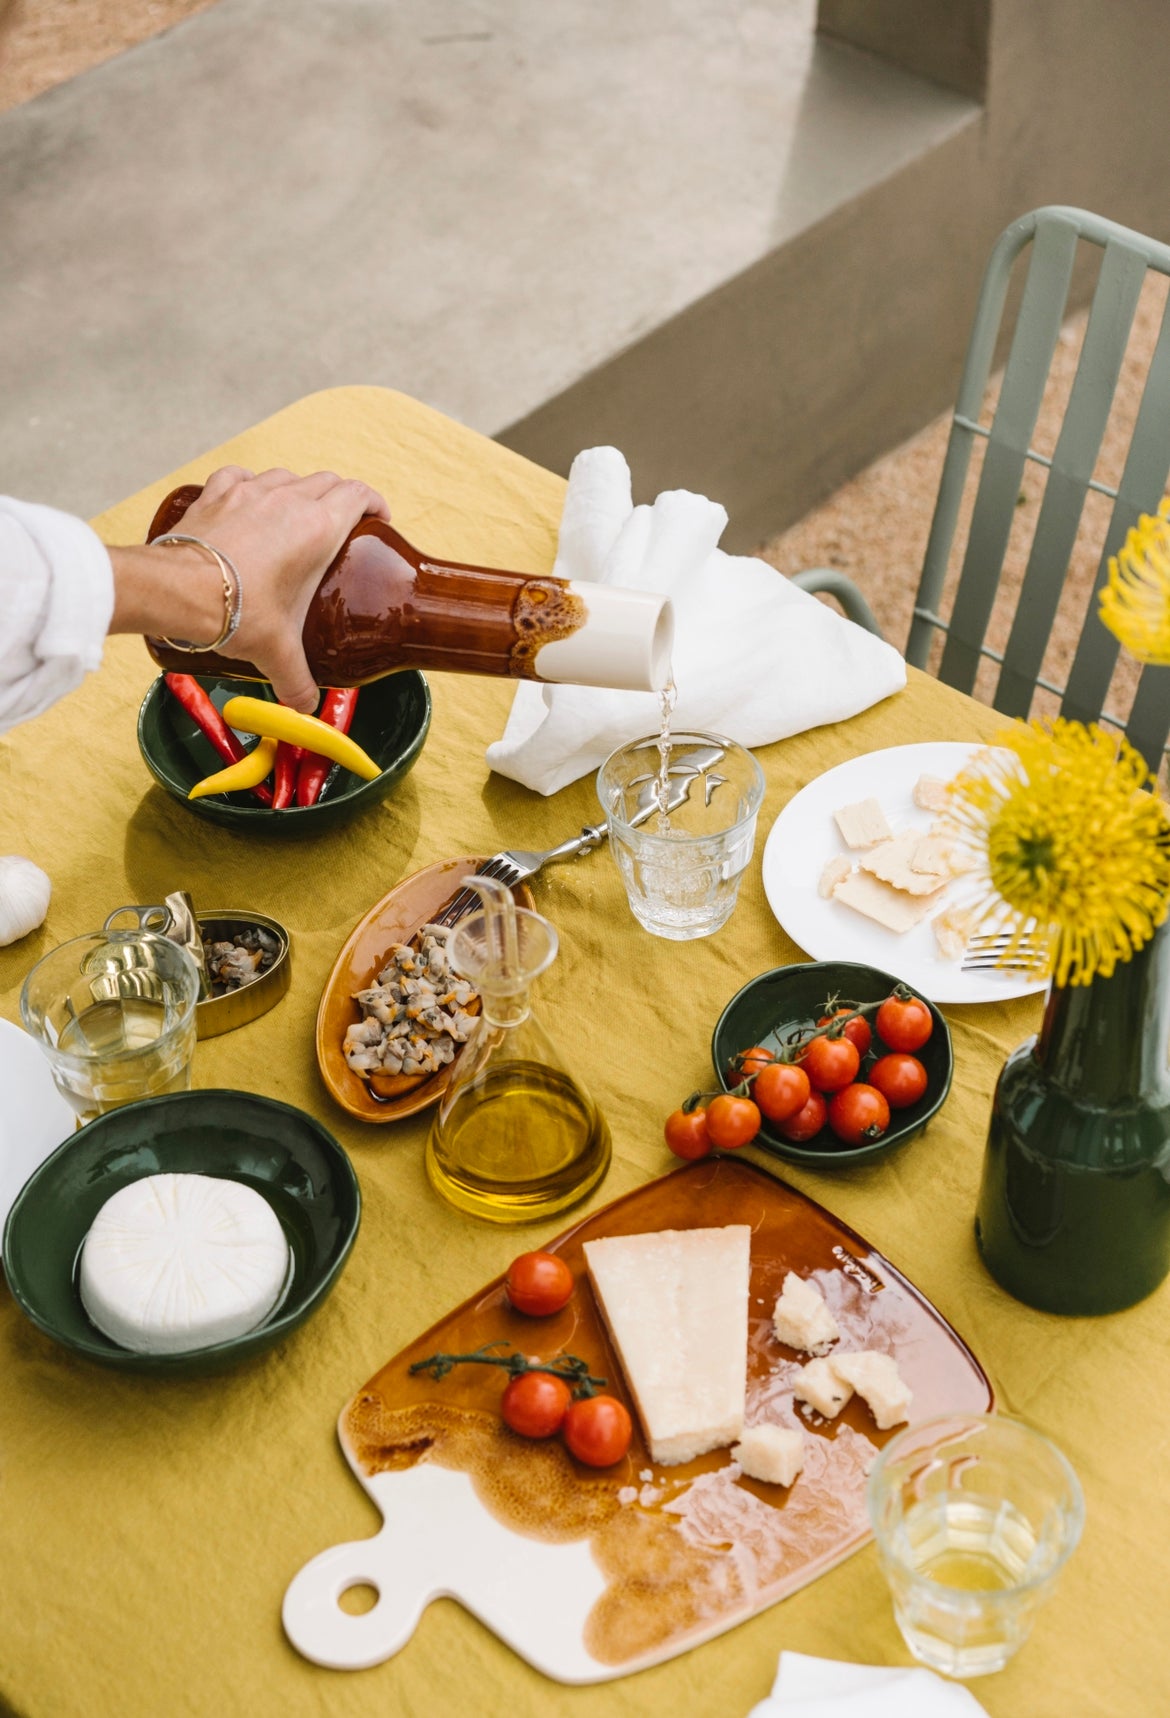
{"left": 188, "top": 736, "right": 278, "bottom": 800}
{"left": 221, "top": 696, "right": 381, "bottom": 781}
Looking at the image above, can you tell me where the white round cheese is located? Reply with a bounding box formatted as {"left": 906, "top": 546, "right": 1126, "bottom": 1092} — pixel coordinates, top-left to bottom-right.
{"left": 79, "top": 1172, "right": 290, "bottom": 1355}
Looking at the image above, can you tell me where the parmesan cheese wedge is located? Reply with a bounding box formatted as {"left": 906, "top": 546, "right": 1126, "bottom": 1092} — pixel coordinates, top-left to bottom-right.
{"left": 829, "top": 1351, "right": 912, "bottom": 1429}
{"left": 772, "top": 1272, "right": 840, "bottom": 1355}
{"left": 733, "top": 1424, "right": 805, "bottom": 1487}
{"left": 584, "top": 1226, "right": 751, "bottom": 1465}
{"left": 833, "top": 870, "right": 946, "bottom": 934}
{"left": 833, "top": 798, "right": 893, "bottom": 850}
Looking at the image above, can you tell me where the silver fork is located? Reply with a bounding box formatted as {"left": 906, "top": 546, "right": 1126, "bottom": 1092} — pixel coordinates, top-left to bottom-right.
{"left": 961, "top": 930, "right": 1047, "bottom": 972}
{"left": 432, "top": 742, "right": 729, "bottom": 928}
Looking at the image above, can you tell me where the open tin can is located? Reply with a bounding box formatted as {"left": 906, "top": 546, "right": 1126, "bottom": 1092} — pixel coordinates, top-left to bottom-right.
{"left": 102, "top": 902, "right": 291, "bottom": 1038}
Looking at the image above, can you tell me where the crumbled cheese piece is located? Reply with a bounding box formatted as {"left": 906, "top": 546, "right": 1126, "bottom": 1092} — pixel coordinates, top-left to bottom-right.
{"left": 732, "top": 1424, "right": 805, "bottom": 1487}
{"left": 792, "top": 1356, "right": 854, "bottom": 1419}
{"left": 618, "top": 1486, "right": 638, "bottom": 1506}
{"left": 859, "top": 830, "right": 948, "bottom": 896}
{"left": 771, "top": 1272, "right": 840, "bottom": 1356}
{"left": 833, "top": 871, "right": 945, "bottom": 934}
{"left": 933, "top": 907, "right": 974, "bottom": 962}
{"left": 818, "top": 854, "right": 853, "bottom": 899}
{"left": 829, "top": 1351, "right": 912, "bottom": 1429}
{"left": 913, "top": 775, "right": 950, "bottom": 812}
{"left": 833, "top": 798, "right": 894, "bottom": 850}
{"left": 584, "top": 1226, "right": 751, "bottom": 1465}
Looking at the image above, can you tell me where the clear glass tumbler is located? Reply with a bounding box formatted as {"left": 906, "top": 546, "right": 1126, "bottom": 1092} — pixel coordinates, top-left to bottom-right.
{"left": 596, "top": 730, "right": 765, "bottom": 940}
{"left": 21, "top": 932, "right": 201, "bottom": 1125}
{"left": 867, "top": 1413, "right": 1084, "bottom": 1679}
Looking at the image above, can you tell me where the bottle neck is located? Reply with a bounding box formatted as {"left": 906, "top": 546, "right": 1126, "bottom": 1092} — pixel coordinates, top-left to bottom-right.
{"left": 1036, "top": 918, "right": 1170, "bottom": 1102}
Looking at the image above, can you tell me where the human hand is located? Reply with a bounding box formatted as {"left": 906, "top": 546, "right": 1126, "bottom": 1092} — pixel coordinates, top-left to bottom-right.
{"left": 177, "top": 465, "right": 390, "bottom": 710}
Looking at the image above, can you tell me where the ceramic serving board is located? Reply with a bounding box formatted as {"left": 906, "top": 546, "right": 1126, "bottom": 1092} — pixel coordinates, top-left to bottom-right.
{"left": 283, "top": 1158, "right": 992, "bottom": 1683}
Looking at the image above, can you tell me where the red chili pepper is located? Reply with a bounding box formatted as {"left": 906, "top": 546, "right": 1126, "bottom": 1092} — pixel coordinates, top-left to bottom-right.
{"left": 295, "top": 688, "right": 359, "bottom": 806}
{"left": 271, "top": 742, "right": 304, "bottom": 810}
{"left": 164, "top": 673, "right": 273, "bottom": 806}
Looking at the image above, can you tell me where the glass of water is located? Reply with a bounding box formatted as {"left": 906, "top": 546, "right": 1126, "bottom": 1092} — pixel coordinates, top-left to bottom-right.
{"left": 21, "top": 932, "right": 201, "bottom": 1124}
{"left": 867, "top": 1413, "right": 1084, "bottom": 1679}
{"left": 596, "top": 731, "right": 765, "bottom": 940}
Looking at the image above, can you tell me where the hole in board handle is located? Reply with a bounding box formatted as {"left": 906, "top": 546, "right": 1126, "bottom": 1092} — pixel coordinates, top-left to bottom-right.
{"left": 338, "top": 1581, "right": 380, "bottom": 1616}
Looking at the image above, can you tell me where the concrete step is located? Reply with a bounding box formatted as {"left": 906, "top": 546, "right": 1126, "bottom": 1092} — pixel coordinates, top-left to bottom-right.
{"left": 0, "top": 0, "right": 976, "bottom": 530}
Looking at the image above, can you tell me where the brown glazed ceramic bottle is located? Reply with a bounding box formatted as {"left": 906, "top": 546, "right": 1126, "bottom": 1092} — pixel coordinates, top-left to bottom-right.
{"left": 144, "top": 484, "right": 673, "bottom": 692}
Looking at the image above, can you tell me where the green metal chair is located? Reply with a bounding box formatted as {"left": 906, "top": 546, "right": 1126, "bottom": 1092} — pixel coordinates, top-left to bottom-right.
{"left": 794, "top": 205, "right": 1170, "bottom": 771}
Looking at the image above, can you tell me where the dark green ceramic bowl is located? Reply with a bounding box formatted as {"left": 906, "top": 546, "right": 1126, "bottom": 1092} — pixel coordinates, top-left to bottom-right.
{"left": 1, "top": 1089, "right": 360, "bottom": 1373}
{"left": 711, "top": 961, "right": 953, "bottom": 1168}
{"left": 137, "top": 671, "right": 431, "bottom": 831}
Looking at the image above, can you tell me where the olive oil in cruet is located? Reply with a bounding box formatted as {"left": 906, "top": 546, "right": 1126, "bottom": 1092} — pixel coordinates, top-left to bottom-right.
{"left": 425, "top": 878, "right": 610, "bottom": 1222}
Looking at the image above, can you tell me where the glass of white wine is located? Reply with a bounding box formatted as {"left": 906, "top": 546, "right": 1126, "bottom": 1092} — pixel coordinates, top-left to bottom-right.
{"left": 867, "top": 1413, "right": 1084, "bottom": 1679}
{"left": 21, "top": 932, "right": 201, "bottom": 1125}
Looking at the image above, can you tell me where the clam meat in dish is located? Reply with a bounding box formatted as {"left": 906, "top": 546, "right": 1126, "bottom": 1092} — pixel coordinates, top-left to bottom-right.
{"left": 343, "top": 923, "right": 479, "bottom": 1082}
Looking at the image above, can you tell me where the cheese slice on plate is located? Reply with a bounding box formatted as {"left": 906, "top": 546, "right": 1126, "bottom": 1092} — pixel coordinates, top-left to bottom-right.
{"left": 858, "top": 830, "right": 947, "bottom": 895}
{"left": 584, "top": 1225, "right": 750, "bottom": 1465}
{"left": 79, "top": 1172, "right": 290, "bottom": 1355}
{"left": 833, "top": 870, "right": 946, "bottom": 934}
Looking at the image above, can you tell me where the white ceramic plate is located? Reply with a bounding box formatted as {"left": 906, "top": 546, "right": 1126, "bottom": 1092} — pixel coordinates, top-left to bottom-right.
{"left": 761, "top": 741, "right": 1049, "bottom": 1005}
{"left": 0, "top": 1016, "right": 75, "bottom": 1234}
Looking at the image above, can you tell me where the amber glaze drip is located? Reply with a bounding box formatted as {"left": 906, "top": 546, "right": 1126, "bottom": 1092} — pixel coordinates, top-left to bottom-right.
{"left": 342, "top": 1158, "right": 992, "bottom": 1666}
{"left": 143, "top": 483, "right": 586, "bottom": 686}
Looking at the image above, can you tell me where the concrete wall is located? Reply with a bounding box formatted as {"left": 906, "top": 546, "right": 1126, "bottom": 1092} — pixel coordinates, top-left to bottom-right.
{"left": 501, "top": 0, "right": 1170, "bottom": 550}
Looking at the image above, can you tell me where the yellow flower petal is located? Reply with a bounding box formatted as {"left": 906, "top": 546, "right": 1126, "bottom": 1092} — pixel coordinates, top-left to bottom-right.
{"left": 1100, "top": 498, "right": 1170, "bottom": 665}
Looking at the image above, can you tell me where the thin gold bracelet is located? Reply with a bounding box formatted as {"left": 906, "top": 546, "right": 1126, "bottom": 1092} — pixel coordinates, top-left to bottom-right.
{"left": 151, "top": 533, "right": 243, "bottom": 653}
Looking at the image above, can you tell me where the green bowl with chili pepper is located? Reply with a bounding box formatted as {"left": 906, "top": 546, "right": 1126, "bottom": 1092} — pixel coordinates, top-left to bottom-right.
{"left": 136, "top": 671, "right": 431, "bottom": 831}
{"left": 711, "top": 961, "right": 953, "bottom": 1168}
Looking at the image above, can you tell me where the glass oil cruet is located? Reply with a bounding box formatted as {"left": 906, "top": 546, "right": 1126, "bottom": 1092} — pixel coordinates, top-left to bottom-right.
{"left": 425, "top": 877, "right": 611, "bottom": 1223}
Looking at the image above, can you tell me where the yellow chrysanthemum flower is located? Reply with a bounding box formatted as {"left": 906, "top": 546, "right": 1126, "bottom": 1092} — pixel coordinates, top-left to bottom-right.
{"left": 1100, "top": 498, "right": 1170, "bottom": 666}
{"left": 947, "top": 719, "right": 1170, "bottom": 987}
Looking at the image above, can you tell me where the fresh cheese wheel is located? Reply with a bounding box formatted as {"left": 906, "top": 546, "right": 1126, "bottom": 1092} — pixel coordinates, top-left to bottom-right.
{"left": 79, "top": 1173, "right": 290, "bottom": 1355}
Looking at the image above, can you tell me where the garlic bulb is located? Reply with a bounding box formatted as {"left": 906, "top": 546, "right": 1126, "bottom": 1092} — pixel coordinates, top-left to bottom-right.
{"left": 0, "top": 855, "right": 51, "bottom": 946}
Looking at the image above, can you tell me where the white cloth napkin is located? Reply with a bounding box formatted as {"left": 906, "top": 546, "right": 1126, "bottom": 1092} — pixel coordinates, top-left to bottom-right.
{"left": 748, "top": 1652, "right": 992, "bottom": 1718}
{"left": 485, "top": 448, "right": 906, "bottom": 796}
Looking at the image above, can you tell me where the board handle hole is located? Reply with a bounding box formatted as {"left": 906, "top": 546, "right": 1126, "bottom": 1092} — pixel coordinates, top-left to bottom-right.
{"left": 338, "top": 1581, "right": 380, "bottom": 1616}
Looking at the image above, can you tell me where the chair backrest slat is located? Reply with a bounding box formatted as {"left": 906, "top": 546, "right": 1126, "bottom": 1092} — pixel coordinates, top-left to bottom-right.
{"left": 1062, "top": 287, "right": 1170, "bottom": 732}
{"left": 937, "top": 216, "right": 1080, "bottom": 694}
{"left": 993, "top": 240, "right": 1148, "bottom": 717}
{"left": 1126, "top": 665, "right": 1170, "bottom": 771}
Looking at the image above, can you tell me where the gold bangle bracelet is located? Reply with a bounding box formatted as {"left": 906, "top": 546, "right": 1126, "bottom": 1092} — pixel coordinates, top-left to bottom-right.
{"left": 151, "top": 533, "right": 243, "bottom": 653}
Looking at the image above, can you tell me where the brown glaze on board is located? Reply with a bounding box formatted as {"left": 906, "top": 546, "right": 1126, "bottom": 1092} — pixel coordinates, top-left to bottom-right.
{"left": 144, "top": 485, "right": 587, "bottom": 687}
{"left": 342, "top": 1157, "right": 993, "bottom": 1668}
{"left": 315, "top": 858, "right": 534, "bottom": 1125}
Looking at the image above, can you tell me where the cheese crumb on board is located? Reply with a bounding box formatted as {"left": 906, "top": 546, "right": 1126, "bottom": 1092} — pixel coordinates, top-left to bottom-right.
{"left": 584, "top": 1226, "right": 751, "bottom": 1466}
{"left": 829, "top": 1351, "right": 912, "bottom": 1429}
{"left": 913, "top": 775, "right": 950, "bottom": 812}
{"left": 833, "top": 799, "right": 893, "bottom": 850}
{"left": 833, "top": 870, "right": 945, "bottom": 934}
{"left": 858, "top": 830, "right": 949, "bottom": 896}
{"left": 771, "top": 1272, "right": 840, "bottom": 1355}
{"left": 792, "top": 1356, "right": 854, "bottom": 1419}
{"left": 818, "top": 854, "right": 853, "bottom": 899}
{"left": 732, "top": 1424, "right": 805, "bottom": 1487}
{"left": 78, "top": 1173, "right": 289, "bottom": 1355}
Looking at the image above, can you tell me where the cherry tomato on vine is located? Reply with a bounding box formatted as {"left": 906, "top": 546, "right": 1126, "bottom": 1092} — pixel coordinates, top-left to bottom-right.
{"left": 817, "top": 1008, "right": 872, "bottom": 1056}
{"left": 799, "top": 1033, "right": 861, "bottom": 1093}
{"left": 732, "top": 1045, "right": 774, "bottom": 1084}
{"left": 706, "top": 1093, "right": 761, "bottom": 1149}
{"left": 665, "top": 1107, "right": 712, "bottom": 1160}
{"left": 875, "top": 994, "right": 933, "bottom": 1053}
{"left": 563, "top": 1395, "right": 633, "bottom": 1466}
{"left": 500, "top": 1371, "right": 572, "bottom": 1438}
{"left": 777, "top": 1088, "right": 828, "bottom": 1143}
{"left": 753, "top": 1061, "right": 811, "bottom": 1125}
{"left": 827, "top": 1082, "right": 890, "bottom": 1147}
{"left": 868, "top": 1052, "right": 928, "bottom": 1110}
{"left": 505, "top": 1251, "right": 574, "bottom": 1317}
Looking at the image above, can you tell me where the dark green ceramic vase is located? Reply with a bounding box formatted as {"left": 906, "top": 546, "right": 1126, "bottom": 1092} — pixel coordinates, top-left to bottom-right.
{"left": 976, "top": 921, "right": 1170, "bottom": 1314}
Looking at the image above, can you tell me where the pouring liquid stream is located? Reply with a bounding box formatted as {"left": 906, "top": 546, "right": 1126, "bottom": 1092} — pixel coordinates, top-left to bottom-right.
{"left": 654, "top": 678, "right": 679, "bottom": 834}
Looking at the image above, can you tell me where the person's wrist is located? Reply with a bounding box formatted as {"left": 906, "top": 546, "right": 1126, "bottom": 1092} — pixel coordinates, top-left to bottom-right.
{"left": 108, "top": 543, "right": 227, "bottom": 645}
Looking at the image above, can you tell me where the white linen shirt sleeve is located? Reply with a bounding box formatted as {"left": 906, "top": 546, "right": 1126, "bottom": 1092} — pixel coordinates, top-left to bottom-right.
{"left": 0, "top": 496, "right": 115, "bottom": 734}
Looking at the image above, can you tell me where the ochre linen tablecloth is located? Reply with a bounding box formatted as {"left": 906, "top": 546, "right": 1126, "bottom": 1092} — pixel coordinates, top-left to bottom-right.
{"left": 0, "top": 388, "right": 1156, "bottom": 1718}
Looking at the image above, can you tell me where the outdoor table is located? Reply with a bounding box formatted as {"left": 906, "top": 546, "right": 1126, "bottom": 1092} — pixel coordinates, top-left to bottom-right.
{"left": 0, "top": 387, "right": 1156, "bottom": 1718}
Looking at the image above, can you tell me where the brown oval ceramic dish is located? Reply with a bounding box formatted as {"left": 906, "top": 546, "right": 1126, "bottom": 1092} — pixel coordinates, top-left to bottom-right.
{"left": 316, "top": 856, "right": 534, "bottom": 1125}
